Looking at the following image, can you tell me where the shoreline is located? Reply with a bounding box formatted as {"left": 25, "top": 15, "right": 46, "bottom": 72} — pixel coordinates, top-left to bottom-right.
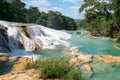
{"left": 93, "top": 36, "right": 118, "bottom": 42}
{"left": 79, "top": 31, "right": 119, "bottom": 42}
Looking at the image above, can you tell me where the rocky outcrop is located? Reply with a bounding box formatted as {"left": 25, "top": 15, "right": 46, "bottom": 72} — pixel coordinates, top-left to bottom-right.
{"left": 0, "top": 55, "right": 62, "bottom": 80}
{"left": 0, "top": 54, "right": 40, "bottom": 80}
{"left": 70, "top": 55, "right": 120, "bottom": 79}
{"left": 11, "top": 57, "right": 32, "bottom": 71}
{"left": 0, "top": 54, "right": 32, "bottom": 75}
{"left": 16, "top": 25, "right": 30, "bottom": 39}
{"left": 70, "top": 55, "right": 120, "bottom": 66}
{"left": 70, "top": 55, "right": 92, "bottom": 66}
{"left": 0, "top": 69, "right": 40, "bottom": 80}
{"left": 96, "top": 55, "right": 120, "bottom": 63}
{"left": 0, "top": 54, "right": 9, "bottom": 63}
{"left": 0, "top": 25, "right": 10, "bottom": 52}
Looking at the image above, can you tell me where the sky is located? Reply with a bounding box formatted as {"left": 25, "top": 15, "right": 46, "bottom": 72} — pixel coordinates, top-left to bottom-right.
{"left": 21, "top": 0, "right": 84, "bottom": 19}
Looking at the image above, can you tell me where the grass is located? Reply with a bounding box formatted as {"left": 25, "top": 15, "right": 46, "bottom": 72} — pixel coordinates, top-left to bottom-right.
{"left": 26, "top": 57, "right": 86, "bottom": 80}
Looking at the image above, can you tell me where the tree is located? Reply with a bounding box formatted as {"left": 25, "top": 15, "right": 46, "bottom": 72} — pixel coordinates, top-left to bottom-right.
{"left": 47, "top": 11, "right": 64, "bottom": 29}
{"left": 79, "top": 0, "right": 120, "bottom": 38}
{"left": 0, "top": 0, "right": 11, "bottom": 20}
{"left": 36, "top": 12, "right": 48, "bottom": 26}
{"left": 8, "top": 0, "right": 26, "bottom": 22}
{"left": 25, "top": 7, "right": 40, "bottom": 23}
{"left": 0, "top": 0, "right": 77, "bottom": 30}
{"left": 0, "top": 0, "right": 26, "bottom": 22}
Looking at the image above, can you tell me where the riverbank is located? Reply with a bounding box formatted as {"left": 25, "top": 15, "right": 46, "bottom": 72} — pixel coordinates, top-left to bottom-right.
{"left": 0, "top": 54, "right": 40, "bottom": 80}
{"left": 80, "top": 31, "right": 119, "bottom": 42}
{"left": 70, "top": 54, "right": 120, "bottom": 79}
{"left": 1, "top": 51, "right": 120, "bottom": 80}
{"left": 94, "top": 36, "right": 118, "bottom": 42}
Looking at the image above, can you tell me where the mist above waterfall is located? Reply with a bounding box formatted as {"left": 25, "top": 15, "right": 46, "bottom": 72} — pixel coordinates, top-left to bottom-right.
{"left": 0, "top": 20, "right": 71, "bottom": 52}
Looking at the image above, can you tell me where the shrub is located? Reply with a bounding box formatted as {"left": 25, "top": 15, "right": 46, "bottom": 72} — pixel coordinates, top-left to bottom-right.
{"left": 63, "top": 67, "right": 86, "bottom": 80}
{"left": 26, "top": 57, "right": 86, "bottom": 80}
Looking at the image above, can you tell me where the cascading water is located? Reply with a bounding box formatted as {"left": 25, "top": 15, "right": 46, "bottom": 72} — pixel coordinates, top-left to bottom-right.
{"left": 27, "top": 26, "right": 54, "bottom": 49}
{"left": 19, "top": 33, "right": 36, "bottom": 51}
{"left": 7, "top": 27, "right": 21, "bottom": 49}
{"left": 27, "top": 25, "right": 71, "bottom": 49}
{"left": 0, "top": 20, "right": 71, "bottom": 52}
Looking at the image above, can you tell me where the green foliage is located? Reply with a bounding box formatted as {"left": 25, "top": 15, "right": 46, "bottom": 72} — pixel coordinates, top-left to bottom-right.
{"left": 63, "top": 67, "right": 86, "bottom": 80}
{"left": 26, "top": 58, "right": 86, "bottom": 80}
{"left": 79, "top": 0, "right": 120, "bottom": 39}
{"left": 0, "top": 0, "right": 77, "bottom": 30}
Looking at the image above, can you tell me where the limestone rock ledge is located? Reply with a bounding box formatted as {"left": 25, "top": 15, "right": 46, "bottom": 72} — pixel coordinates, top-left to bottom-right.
{"left": 70, "top": 55, "right": 120, "bottom": 78}
{"left": 0, "top": 54, "right": 39, "bottom": 80}
{"left": 0, "top": 55, "right": 61, "bottom": 80}
{"left": 0, "top": 25, "right": 10, "bottom": 52}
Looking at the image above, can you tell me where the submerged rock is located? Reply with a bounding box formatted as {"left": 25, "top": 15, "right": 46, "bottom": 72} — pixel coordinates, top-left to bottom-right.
{"left": 81, "top": 63, "right": 93, "bottom": 78}
{"left": 73, "top": 48, "right": 80, "bottom": 53}
{"left": 114, "top": 44, "right": 120, "bottom": 50}
{"left": 70, "top": 55, "right": 120, "bottom": 79}
{"left": 117, "top": 38, "right": 120, "bottom": 42}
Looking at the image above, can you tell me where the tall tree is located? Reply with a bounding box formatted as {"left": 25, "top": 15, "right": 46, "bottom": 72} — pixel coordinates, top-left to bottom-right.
{"left": 0, "top": 0, "right": 11, "bottom": 20}
{"left": 8, "top": 0, "right": 26, "bottom": 22}
{"left": 79, "top": 0, "right": 120, "bottom": 38}
{"left": 25, "top": 7, "right": 40, "bottom": 23}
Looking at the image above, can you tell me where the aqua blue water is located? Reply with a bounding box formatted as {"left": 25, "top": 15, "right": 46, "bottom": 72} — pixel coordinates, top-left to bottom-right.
{"left": 10, "top": 44, "right": 69, "bottom": 61}
{"left": 32, "top": 45, "right": 68, "bottom": 58}
{"left": 67, "top": 31, "right": 120, "bottom": 80}
{"left": 10, "top": 30, "right": 120, "bottom": 80}
{"left": 89, "top": 63, "right": 120, "bottom": 80}
{"left": 67, "top": 33, "right": 120, "bottom": 56}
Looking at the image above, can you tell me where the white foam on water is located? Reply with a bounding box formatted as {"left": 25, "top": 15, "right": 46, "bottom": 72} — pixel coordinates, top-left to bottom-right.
{"left": 10, "top": 49, "right": 40, "bottom": 61}
{"left": 0, "top": 20, "right": 72, "bottom": 60}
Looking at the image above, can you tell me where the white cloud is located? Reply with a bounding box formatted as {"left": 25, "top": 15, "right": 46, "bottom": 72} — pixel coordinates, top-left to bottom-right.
{"left": 50, "top": 7, "right": 62, "bottom": 12}
{"left": 38, "top": 7, "right": 62, "bottom": 13}
{"left": 39, "top": 7, "right": 50, "bottom": 12}
{"left": 60, "top": 0, "right": 83, "bottom": 3}
{"left": 70, "top": 6, "right": 85, "bottom": 19}
{"left": 70, "top": 6, "right": 80, "bottom": 13}
{"left": 22, "top": 0, "right": 62, "bottom": 13}
{"left": 25, "top": 0, "right": 50, "bottom": 8}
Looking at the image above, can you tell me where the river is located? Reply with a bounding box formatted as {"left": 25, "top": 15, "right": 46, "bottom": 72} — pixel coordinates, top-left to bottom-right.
{"left": 67, "top": 31, "right": 120, "bottom": 56}
{"left": 67, "top": 31, "right": 120, "bottom": 80}
{"left": 10, "top": 30, "right": 120, "bottom": 80}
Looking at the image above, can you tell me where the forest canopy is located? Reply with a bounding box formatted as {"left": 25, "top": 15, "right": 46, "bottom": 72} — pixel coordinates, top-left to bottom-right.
{"left": 0, "top": 0, "right": 77, "bottom": 30}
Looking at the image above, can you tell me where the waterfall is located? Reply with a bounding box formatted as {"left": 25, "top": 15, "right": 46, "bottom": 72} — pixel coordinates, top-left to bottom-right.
{"left": 27, "top": 25, "right": 69, "bottom": 49}
{"left": 7, "top": 27, "right": 22, "bottom": 49}
{"left": 0, "top": 20, "right": 71, "bottom": 52}
{"left": 19, "top": 33, "right": 36, "bottom": 51}
{"left": 7, "top": 27, "right": 38, "bottom": 51}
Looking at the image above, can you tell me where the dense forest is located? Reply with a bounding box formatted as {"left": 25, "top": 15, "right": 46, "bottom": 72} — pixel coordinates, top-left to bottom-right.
{"left": 79, "top": 0, "right": 120, "bottom": 40}
{"left": 0, "top": 0, "right": 77, "bottom": 30}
